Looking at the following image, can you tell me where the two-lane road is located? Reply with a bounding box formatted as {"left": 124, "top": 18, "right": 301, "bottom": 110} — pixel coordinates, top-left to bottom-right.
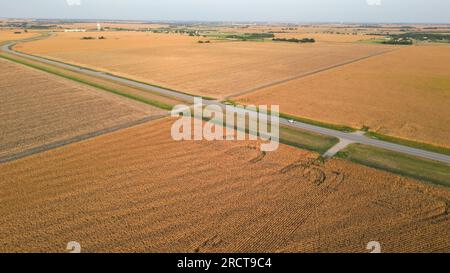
{"left": 2, "top": 37, "right": 450, "bottom": 164}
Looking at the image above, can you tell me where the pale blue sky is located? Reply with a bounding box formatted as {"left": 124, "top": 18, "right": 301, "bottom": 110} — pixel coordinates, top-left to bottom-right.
{"left": 0, "top": 0, "right": 449, "bottom": 23}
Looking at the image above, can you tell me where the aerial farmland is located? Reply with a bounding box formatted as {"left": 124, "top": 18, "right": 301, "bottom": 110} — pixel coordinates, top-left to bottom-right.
{"left": 0, "top": 58, "right": 164, "bottom": 161}
{"left": 0, "top": 0, "right": 449, "bottom": 257}
{"left": 15, "top": 31, "right": 390, "bottom": 99}
{"left": 0, "top": 29, "right": 39, "bottom": 43}
{"left": 1, "top": 118, "right": 448, "bottom": 253}
{"left": 236, "top": 44, "right": 450, "bottom": 147}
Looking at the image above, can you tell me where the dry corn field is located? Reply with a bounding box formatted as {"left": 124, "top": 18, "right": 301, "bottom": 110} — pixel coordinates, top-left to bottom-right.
{"left": 15, "top": 32, "right": 390, "bottom": 98}
{"left": 237, "top": 44, "right": 450, "bottom": 147}
{"left": 0, "top": 118, "right": 448, "bottom": 253}
{"left": 0, "top": 30, "right": 38, "bottom": 44}
{"left": 0, "top": 58, "right": 164, "bottom": 161}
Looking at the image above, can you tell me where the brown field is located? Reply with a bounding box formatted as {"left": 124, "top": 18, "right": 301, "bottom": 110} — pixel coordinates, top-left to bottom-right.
{"left": 0, "top": 117, "right": 448, "bottom": 253}
{"left": 0, "top": 29, "right": 38, "bottom": 44}
{"left": 0, "top": 58, "right": 164, "bottom": 160}
{"left": 15, "top": 31, "right": 390, "bottom": 98}
{"left": 237, "top": 44, "right": 450, "bottom": 147}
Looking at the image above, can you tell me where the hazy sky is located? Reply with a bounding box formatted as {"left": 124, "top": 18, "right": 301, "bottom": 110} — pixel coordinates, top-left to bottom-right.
{"left": 1, "top": 0, "right": 449, "bottom": 23}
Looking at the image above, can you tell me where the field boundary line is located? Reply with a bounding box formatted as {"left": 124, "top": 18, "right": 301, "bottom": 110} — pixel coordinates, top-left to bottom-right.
{"left": 226, "top": 48, "right": 398, "bottom": 99}
{"left": 0, "top": 114, "right": 168, "bottom": 164}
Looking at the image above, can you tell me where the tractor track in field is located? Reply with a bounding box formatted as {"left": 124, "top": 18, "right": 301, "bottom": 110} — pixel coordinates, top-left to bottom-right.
{"left": 0, "top": 114, "right": 167, "bottom": 164}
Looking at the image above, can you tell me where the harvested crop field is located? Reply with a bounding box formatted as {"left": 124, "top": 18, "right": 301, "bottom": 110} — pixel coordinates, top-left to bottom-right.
{"left": 0, "top": 58, "right": 165, "bottom": 161}
{"left": 0, "top": 30, "right": 38, "bottom": 44}
{"left": 15, "top": 31, "right": 390, "bottom": 98}
{"left": 237, "top": 44, "right": 450, "bottom": 147}
{"left": 0, "top": 117, "right": 448, "bottom": 253}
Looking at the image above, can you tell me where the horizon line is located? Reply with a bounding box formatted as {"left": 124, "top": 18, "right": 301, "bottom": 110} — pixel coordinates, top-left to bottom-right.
{"left": 2, "top": 17, "right": 450, "bottom": 26}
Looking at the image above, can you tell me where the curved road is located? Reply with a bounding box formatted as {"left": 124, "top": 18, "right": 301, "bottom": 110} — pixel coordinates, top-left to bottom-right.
{"left": 2, "top": 36, "right": 450, "bottom": 164}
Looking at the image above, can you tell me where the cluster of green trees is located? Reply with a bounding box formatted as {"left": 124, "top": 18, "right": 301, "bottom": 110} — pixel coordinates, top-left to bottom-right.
{"left": 27, "top": 25, "right": 55, "bottom": 29}
{"left": 225, "top": 33, "right": 275, "bottom": 40}
{"left": 272, "top": 38, "right": 316, "bottom": 43}
{"left": 382, "top": 38, "right": 413, "bottom": 45}
{"left": 392, "top": 32, "right": 450, "bottom": 42}
{"left": 167, "top": 29, "right": 201, "bottom": 36}
{"left": 109, "top": 27, "right": 134, "bottom": 31}
{"left": 81, "top": 36, "right": 106, "bottom": 40}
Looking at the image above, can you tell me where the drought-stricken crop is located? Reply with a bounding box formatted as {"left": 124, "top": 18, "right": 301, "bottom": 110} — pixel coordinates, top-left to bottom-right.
{"left": 0, "top": 118, "right": 448, "bottom": 253}
{"left": 15, "top": 31, "right": 389, "bottom": 99}
{"left": 237, "top": 45, "right": 450, "bottom": 148}
{"left": 0, "top": 30, "right": 38, "bottom": 44}
{"left": 0, "top": 58, "right": 164, "bottom": 161}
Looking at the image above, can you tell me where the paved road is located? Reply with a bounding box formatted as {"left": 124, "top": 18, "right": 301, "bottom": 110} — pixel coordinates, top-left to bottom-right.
{"left": 323, "top": 138, "right": 355, "bottom": 158}
{"left": 3, "top": 37, "right": 450, "bottom": 164}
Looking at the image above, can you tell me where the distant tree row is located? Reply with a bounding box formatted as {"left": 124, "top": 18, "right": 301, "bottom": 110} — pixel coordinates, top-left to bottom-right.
{"left": 81, "top": 36, "right": 106, "bottom": 40}
{"left": 225, "top": 33, "right": 275, "bottom": 40}
{"left": 272, "top": 38, "right": 316, "bottom": 43}
{"left": 391, "top": 32, "right": 450, "bottom": 42}
{"left": 382, "top": 38, "right": 413, "bottom": 45}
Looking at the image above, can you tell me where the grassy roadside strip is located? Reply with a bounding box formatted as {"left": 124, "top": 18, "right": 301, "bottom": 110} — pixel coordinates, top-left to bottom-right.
{"left": 0, "top": 53, "right": 174, "bottom": 111}
{"left": 223, "top": 100, "right": 356, "bottom": 132}
{"left": 366, "top": 131, "right": 450, "bottom": 157}
{"left": 279, "top": 125, "right": 339, "bottom": 154}
{"left": 279, "top": 112, "right": 356, "bottom": 132}
{"left": 10, "top": 46, "right": 217, "bottom": 101}
{"left": 103, "top": 72, "right": 218, "bottom": 101}
{"left": 194, "top": 112, "right": 339, "bottom": 155}
{"left": 336, "top": 143, "right": 450, "bottom": 188}
{"left": 224, "top": 99, "right": 450, "bottom": 157}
